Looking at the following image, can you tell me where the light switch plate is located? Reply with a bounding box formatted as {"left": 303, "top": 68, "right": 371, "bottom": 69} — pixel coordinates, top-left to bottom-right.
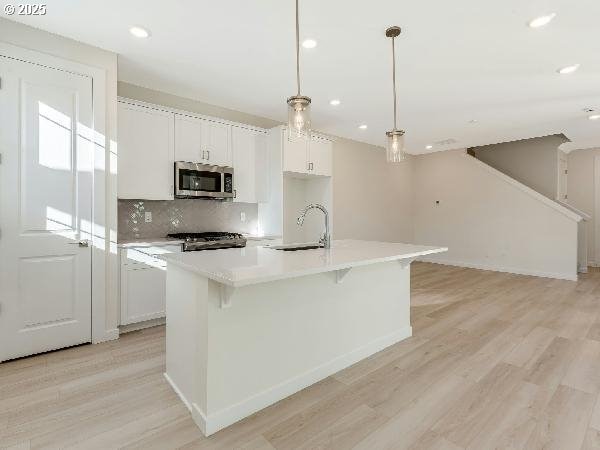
{"left": 145, "top": 211, "right": 152, "bottom": 223}
{"left": 240, "top": 212, "right": 246, "bottom": 223}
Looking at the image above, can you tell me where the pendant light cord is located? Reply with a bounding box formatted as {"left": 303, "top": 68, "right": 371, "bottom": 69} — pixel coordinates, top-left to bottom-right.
{"left": 392, "top": 35, "right": 397, "bottom": 131}
{"left": 295, "top": 0, "right": 301, "bottom": 96}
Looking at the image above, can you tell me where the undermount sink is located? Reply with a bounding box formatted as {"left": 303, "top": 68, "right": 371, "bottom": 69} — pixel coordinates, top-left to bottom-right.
{"left": 269, "top": 243, "right": 324, "bottom": 251}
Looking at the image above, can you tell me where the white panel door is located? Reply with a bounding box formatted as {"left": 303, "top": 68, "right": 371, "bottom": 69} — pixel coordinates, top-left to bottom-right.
{"left": 203, "top": 120, "right": 232, "bottom": 167}
{"left": 0, "top": 55, "right": 93, "bottom": 361}
{"left": 309, "top": 137, "right": 333, "bottom": 176}
{"left": 117, "top": 102, "right": 175, "bottom": 200}
{"left": 558, "top": 154, "right": 568, "bottom": 201}
{"left": 232, "top": 126, "right": 256, "bottom": 203}
{"left": 175, "top": 114, "right": 204, "bottom": 163}
{"left": 283, "top": 128, "right": 309, "bottom": 174}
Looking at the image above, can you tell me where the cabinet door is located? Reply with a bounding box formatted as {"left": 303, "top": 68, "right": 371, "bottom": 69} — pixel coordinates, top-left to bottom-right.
{"left": 120, "top": 265, "right": 166, "bottom": 325}
{"left": 118, "top": 102, "right": 175, "bottom": 200}
{"left": 283, "top": 128, "right": 309, "bottom": 174}
{"left": 309, "top": 137, "right": 333, "bottom": 176}
{"left": 254, "top": 133, "right": 269, "bottom": 203}
{"left": 204, "top": 120, "right": 232, "bottom": 166}
{"left": 232, "top": 126, "right": 256, "bottom": 203}
{"left": 175, "top": 114, "right": 204, "bottom": 163}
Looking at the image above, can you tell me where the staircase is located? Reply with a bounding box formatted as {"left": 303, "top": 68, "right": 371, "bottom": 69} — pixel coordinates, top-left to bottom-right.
{"left": 468, "top": 141, "right": 588, "bottom": 274}
{"left": 413, "top": 148, "right": 583, "bottom": 281}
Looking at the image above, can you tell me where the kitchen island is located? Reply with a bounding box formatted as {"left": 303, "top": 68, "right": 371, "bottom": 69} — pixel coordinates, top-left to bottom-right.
{"left": 162, "top": 239, "right": 447, "bottom": 436}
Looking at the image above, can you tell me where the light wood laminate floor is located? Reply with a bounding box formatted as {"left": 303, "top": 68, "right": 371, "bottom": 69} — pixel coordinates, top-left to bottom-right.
{"left": 3, "top": 262, "right": 600, "bottom": 449}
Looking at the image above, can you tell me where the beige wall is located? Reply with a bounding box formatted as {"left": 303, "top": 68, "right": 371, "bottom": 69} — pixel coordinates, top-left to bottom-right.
{"left": 568, "top": 148, "right": 600, "bottom": 263}
{"left": 0, "top": 18, "right": 120, "bottom": 338}
{"left": 332, "top": 139, "right": 413, "bottom": 242}
{"left": 413, "top": 150, "right": 578, "bottom": 279}
{"left": 118, "top": 82, "right": 279, "bottom": 130}
{"left": 471, "top": 134, "right": 568, "bottom": 200}
{"left": 118, "top": 83, "right": 415, "bottom": 243}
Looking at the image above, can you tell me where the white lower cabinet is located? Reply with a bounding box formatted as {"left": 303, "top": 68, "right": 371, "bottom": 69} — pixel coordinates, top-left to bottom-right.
{"left": 120, "top": 245, "right": 181, "bottom": 325}
{"left": 120, "top": 265, "right": 166, "bottom": 325}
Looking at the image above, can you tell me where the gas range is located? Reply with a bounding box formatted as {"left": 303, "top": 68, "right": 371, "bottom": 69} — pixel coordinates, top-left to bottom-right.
{"left": 167, "top": 232, "right": 246, "bottom": 252}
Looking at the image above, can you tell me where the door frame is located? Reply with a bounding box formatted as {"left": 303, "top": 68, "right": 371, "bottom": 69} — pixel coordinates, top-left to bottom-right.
{"left": 0, "top": 41, "right": 115, "bottom": 344}
{"left": 595, "top": 156, "right": 600, "bottom": 267}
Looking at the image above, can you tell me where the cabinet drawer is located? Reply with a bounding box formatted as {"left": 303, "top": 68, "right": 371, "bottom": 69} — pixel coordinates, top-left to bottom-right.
{"left": 245, "top": 238, "right": 283, "bottom": 247}
{"left": 121, "top": 244, "right": 182, "bottom": 267}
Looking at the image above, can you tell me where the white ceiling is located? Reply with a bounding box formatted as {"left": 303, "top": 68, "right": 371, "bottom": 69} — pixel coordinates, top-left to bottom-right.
{"left": 4, "top": 0, "right": 600, "bottom": 153}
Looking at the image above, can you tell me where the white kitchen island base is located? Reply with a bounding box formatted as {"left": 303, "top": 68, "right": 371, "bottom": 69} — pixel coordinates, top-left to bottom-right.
{"left": 163, "top": 240, "right": 446, "bottom": 436}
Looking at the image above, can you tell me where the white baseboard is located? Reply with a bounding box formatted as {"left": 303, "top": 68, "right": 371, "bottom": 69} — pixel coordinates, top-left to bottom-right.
{"left": 119, "top": 317, "right": 166, "bottom": 334}
{"left": 166, "top": 326, "right": 412, "bottom": 436}
{"left": 418, "top": 257, "right": 578, "bottom": 281}
{"left": 92, "top": 328, "right": 119, "bottom": 344}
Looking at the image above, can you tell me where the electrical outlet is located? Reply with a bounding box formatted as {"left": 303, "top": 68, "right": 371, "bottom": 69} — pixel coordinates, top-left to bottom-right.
{"left": 240, "top": 212, "right": 246, "bottom": 223}
{"left": 145, "top": 211, "right": 152, "bottom": 223}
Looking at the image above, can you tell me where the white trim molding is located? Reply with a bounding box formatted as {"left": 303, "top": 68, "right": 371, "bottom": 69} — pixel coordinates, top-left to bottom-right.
{"left": 418, "top": 257, "right": 578, "bottom": 281}
{"left": 466, "top": 152, "right": 582, "bottom": 222}
{"left": 0, "top": 41, "right": 115, "bottom": 344}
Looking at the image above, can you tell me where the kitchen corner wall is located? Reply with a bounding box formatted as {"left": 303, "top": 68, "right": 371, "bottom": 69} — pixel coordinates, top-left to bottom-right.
{"left": 117, "top": 82, "right": 415, "bottom": 243}
{"left": 332, "top": 138, "right": 414, "bottom": 242}
{"left": 118, "top": 199, "right": 258, "bottom": 240}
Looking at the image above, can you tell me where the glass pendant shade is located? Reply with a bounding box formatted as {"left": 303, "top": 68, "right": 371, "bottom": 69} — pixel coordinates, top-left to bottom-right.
{"left": 386, "top": 130, "right": 406, "bottom": 162}
{"left": 287, "top": 95, "right": 311, "bottom": 140}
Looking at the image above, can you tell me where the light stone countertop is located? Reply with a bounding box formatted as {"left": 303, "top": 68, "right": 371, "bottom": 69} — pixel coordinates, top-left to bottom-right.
{"left": 117, "top": 238, "right": 185, "bottom": 248}
{"left": 162, "top": 239, "right": 447, "bottom": 287}
{"left": 117, "top": 235, "right": 282, "bottom": 248}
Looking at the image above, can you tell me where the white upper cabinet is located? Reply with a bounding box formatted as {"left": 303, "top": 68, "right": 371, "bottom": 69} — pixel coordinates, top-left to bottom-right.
{"left": 118, "top": 101, "right": 175, "bottom": 200}
{"left": 174, "top": 114, "right": 232, "bottom": 167}
{"left": 205, "top": 120, "right": 232, "bottom": 166}
{"left": 232, "top": 127, "right": 269, "bottom": 203}
{"left": 283, "top": 128, "right": 309, "bottom": 174}
{"left": 309, "top": 136, "right": 333, "bottom": 176}
{"left": 174, "top": 114, "right": 203, "bottom": 163}
{"left": 281, "top": 127, "right": 332, "bottom": 176}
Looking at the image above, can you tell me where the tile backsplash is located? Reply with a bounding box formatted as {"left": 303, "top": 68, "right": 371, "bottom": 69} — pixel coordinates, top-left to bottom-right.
{"left": 118, "top": 199, "right": 259, "bottom": 241}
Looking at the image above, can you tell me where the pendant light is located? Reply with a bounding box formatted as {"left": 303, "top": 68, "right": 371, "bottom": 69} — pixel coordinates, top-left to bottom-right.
{"left": 287, "top": 0, "right": 312, "bottom": 140}
{"left": 385, "top": 26, "right": 407, "bottom": 162}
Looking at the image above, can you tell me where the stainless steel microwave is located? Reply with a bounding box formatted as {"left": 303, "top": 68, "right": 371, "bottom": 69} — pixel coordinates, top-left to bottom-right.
{"left": 174, "top": 161, "right": 235, "bottom": 199}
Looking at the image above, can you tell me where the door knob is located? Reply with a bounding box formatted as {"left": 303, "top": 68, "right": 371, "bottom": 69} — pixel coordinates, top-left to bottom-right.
{"left": 69, "top": 240, "right": 90, "bottom": 247}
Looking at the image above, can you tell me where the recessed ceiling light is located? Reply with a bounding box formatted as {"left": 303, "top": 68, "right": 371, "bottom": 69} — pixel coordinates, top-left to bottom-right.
{"left": 329, "top": 99, "right": 341, "bottom": 106}
{"left": 425, "top": 145, "right": 433, "bottom": 150}
{"left": 129, "top": 26, "right": 150, "bottom": 38}
{"left": 589, "top": 114, "right": 600, "bottom": 121}
{"left": 358, "top": 124, "right": 368, "bottom": 130}
{"left": 557, "top": 64, "right": 580, "bottom": 75}
{"left": 528, "top": 13, "right": 557, "bottom": 28}
{"left": 302, "top": 39, "right": 317, "bottom": 49}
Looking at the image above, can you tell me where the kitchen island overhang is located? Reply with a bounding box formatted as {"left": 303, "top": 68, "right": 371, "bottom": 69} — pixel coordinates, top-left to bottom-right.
{"left": 162, "top": 240, "right": 447, "bottom": 436}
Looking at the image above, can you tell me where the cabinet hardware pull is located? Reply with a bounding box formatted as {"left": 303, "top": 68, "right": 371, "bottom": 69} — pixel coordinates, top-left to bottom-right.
{"left": 206, "top": 150, "right": 210, "bottom": 161}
